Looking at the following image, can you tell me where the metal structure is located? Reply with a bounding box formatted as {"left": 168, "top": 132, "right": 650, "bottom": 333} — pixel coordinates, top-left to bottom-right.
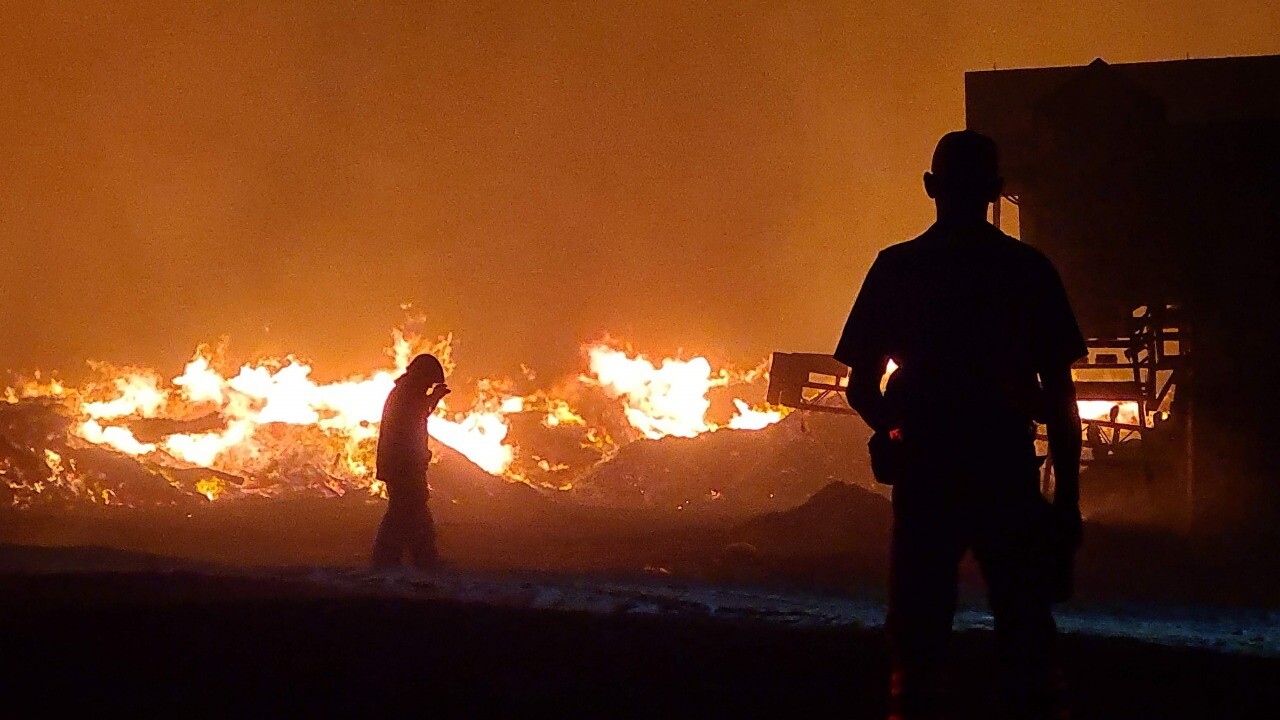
{"left": 765, "top": 307, "right": 1181, "bottom": 472}
{"left": 1070, "top": 304, "right": 1181, "bottom": 452}
{"left": 764, "top": 352, "right": 853, "bottom": 415}
{"left": 966, "top": 55, "right": 1280, "bottom": 528}
{"left": 774, "top": 56, "right": 1280, "bottom": 529}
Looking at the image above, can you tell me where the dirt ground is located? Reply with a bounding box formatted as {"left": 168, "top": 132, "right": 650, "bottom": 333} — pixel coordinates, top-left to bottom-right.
{"left": 3, "top": 493, "right": 1278, "bottom": 719}
{"left": 3, "top": 488, "right": 1276, "bottom": 608}
{"left": 1, "top": 562, "right": 1277, "bottom": 719}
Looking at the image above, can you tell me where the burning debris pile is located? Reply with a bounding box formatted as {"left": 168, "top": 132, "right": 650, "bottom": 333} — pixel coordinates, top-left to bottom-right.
{"left": 572, "top": 412, "right": 876, "bottom": 516}
{"left": 0, "top": 398, "right": 239, "bottom": 507}
{"left": 1, "top": 328, "right": 801, "bottom": 512}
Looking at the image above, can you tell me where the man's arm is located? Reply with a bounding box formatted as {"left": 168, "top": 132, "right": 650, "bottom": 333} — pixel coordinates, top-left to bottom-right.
{"left": 835, "top": 253, "right": 895, "bottom": 433}
{"left": 425, "top": 383, "right": 451, "bottom": 414}
{"left": 1030, "top": 252, "right": 1088, "bottom": 545}
{"left": 1041, "top": 363, "right": 1083, "bottom": 544}
{"left": 845, "top": 356, "right": 894, "bottom": 435}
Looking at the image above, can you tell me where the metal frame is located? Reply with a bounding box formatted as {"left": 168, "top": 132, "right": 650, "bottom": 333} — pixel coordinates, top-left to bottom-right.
{"left": 765, "top": 352, "right": 852, "bottom": 415}
{"left": 767, "top": 304, "right": 1184, "bottom": 480}
{"left": 1070, "top": 304, "right": 1181, "bottom": 453}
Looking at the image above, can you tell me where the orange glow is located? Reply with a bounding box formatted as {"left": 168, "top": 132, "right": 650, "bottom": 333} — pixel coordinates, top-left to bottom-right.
{"left": 6, "top": 328, "right": 785, "bottom": 502}
{"left": 1076, "top": 400, "right": 1143, "bottom": 425}
{"left": 583, "top": 343, "right": 787, "bottom": 440}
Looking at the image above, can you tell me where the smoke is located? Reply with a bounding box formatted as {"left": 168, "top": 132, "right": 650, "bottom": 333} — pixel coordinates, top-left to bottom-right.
{"left": 2, "top": 1, "right": 1277, "bottom": 380}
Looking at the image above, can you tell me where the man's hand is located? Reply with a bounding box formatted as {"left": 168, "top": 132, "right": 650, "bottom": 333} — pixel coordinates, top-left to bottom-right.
{"left": 845, "top": 359, "right": 897, "bottom": 435}
{"left": 1053, "top": 500, "right": 1084, "bottom": 549}
{"left": 425, "top": 383, "right": 451, "bottom": 414}
{"left": 1040, "top": 363, "right": 1082, "bottom": 549}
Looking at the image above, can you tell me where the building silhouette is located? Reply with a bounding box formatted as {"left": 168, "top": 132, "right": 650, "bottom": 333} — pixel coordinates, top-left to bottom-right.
{"left": 966, "top": 55, "right": 1280, "bottom": 534}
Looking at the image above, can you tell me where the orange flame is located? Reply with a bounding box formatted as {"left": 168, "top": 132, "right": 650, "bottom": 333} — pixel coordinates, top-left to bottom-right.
{"left": 6, "top": 328, "right": 785, "bottom": 502}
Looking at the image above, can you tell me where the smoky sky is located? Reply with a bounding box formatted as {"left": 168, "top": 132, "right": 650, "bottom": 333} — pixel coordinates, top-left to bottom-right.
{"left": 2, "top": 1, "right": 1278, "bottom": 382}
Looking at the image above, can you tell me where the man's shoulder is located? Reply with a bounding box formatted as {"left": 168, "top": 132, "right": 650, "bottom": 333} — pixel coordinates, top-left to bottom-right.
{"left": 989, "top": 226, "right": 1044, "bottom": 254}
{"left": 997, "top": 232, "right": 1058, "bottom": 273}
{"left": 874, "top": 223, "right": 1057, "bottom": 273}
{"left": 875, "top": 228, "right": 935, "bottom": 265}
{"left": 975, "top": 225, "right": 1058, "bottom": 272}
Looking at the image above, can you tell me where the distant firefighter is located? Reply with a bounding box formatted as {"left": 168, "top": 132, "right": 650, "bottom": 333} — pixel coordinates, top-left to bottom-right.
{"left": 372, "top": 353, "right": 451, "bottom": 569}
{"left": 836, "top": 130, "right": 1085, "bottom": 719}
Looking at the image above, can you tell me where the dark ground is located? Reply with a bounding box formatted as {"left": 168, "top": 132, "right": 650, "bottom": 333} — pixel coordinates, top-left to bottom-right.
{"left": 1, "top": 565, "right": 1277, "bottom": 719}
{"left": 3, "top": 491, "right": 1278, "bottom": 719}
{"left": 4, "top": 489, "right": 1277, "bottom": 607}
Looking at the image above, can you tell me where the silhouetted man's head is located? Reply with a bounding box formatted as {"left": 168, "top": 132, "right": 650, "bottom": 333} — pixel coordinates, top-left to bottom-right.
{"left": 923, "top": 130, "right": 1003, "bottom": 222}
{"left": 402, "top": 354, "right": 445, "bottom": 387}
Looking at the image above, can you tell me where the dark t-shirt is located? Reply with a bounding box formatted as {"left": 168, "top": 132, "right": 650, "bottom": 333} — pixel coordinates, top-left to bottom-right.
{"left": 835, "top": 222, "right": 1086, "bottom": 437}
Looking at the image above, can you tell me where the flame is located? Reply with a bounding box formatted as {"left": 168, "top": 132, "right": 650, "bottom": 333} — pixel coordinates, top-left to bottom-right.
{"left": 3, "top": 324, "right": 1164, "bottom": 510}
{"left": 39, "top": 330, "right": 526, "bottom": 483}
{"left": 1077, "top": 400, "right": 1143, "bottom": 425}
{"left": 426, "top": 408, "right": 515, "bottom": 475}
{"left": 542, "top": 399, "right": 585, "bottom": 428}
{"left": 44, "top": 449, "right": 64, "bottom": 478}
{"left": 4, "top": 373, "right": 66, "bottom": 403}
{"left": 4, "top": 328, "right": 784, "bottom": 504}
{"left": 195, "top": 476, "right": 226, "bottom": 502}
{"left": 163, "top": 420, "right": 255, "bottom": 467}
{"left": 584, "top": 346, "right": 719, "bottom": 439}
{"left": 583, "top": 344, "right": 787, "bottom": 439}
{"left": 83, "top": 372, "right": 168, "bottom": 420}
{"left": 78, "top": 419, "right": 157, "bottom": 455}
{"left": 154, "top": 335, "right": 523, "bottom": 478}
{"left": 726, "top": 399, "right": 788, "bottom": 430}
{"left": 173, "top": 354, "right": 225, "bottom": 405}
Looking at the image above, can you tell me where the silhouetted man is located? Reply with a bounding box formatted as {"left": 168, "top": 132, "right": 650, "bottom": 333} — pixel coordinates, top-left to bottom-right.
{"left": 372, "top": 353, "right": 451, "bottom": 569}
{"left": 835, "top": 131, "right": 1085, "bottom": 719}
